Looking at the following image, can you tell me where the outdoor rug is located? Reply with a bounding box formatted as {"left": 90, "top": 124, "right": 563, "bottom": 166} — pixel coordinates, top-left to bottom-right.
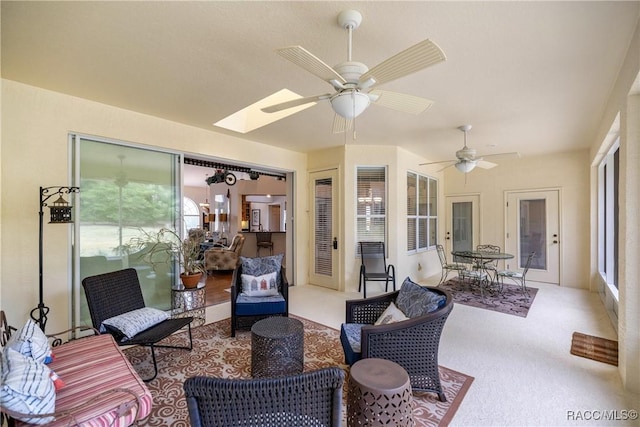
{"left": 439, "top": 278, "right": 538, "bottom": 318}
{"left": 570, "top": 331, "right": 618, "bottom": 366}
{"left": 123, "top": 316, "right": 474, "bottom": 426}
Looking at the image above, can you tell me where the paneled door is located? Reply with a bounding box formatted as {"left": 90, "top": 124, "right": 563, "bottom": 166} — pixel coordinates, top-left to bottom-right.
{"left": 446, "top": 195, "right": 480, "bottom": 262}
{"left": 309, "top": 169, "right": 339, "bottom": 290}
{"left": 505, "top": 190, "right": 560, "bottom": 284}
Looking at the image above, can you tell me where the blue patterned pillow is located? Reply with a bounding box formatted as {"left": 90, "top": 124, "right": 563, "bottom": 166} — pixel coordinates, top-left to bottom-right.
{"left": 241, "top": 254, "right": 283, "bottom": 278}
{"left": 396, "top": 277, "right": 446, "bottom": 318}
{"left": 100, "top": 307, "right": 169, "bottom": 341}
{"left": 0, "top": 348, "right": 56, "bottom": 424}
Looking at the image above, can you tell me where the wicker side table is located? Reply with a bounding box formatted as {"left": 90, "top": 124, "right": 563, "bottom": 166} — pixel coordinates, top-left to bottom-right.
{"left": 251, "top": 316, "right": 304, "bottom": 378}
{"left": 347, "top": 358, "right": 414, "bottom": 426}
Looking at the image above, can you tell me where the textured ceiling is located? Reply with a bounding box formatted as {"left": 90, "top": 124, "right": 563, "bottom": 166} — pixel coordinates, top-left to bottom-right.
{"left": 3, "top": 1, "right": 639, "bottom": 187}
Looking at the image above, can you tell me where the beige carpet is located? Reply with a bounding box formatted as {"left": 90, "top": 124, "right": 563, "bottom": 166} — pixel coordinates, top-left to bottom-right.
{"left": 123, "top": 316, "right": 474, "bottom": 426}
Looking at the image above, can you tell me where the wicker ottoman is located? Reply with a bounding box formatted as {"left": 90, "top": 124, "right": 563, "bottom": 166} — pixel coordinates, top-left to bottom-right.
{"left": 347, "top": 358, "right": 414, "bottom": 426}
{"left": 251, "top": 316, "right": 304, "bottom": 378}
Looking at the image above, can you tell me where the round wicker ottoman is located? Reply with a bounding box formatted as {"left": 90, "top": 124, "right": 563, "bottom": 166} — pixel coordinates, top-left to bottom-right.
{"left": 347, "top": 358, "right": 414, "bottom": 426}
{"left": 251, "top": 316, "right": 304, "bottom": 378}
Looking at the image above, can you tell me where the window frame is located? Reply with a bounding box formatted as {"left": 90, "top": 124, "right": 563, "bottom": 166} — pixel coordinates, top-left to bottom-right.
{"left": 407, "top": 171, "right": 438, "bottom": 253}
{"left": 598, "top": 139, "right": 619, "bottom": 296}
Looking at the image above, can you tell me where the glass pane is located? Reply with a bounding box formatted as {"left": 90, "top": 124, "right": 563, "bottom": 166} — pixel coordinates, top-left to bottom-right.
{"left": 407, "top": 219, "right": 416, "bottom": 251}
{"left": 418, "top": 217, "right": 428, "bottom": 248}
{"left": 452, "top": 201, "right": 473, "bottom": 253}
{"left": 418, "top": 175, "right": 428, "bottom": 216}
{"left": 78, "top": 139, "right": 178, "bottom": 327}
{"left": 428, "top": 218, "right": 437, "bottom": 247}
{"left": 357, "top": 217, "right": 385, "bottom": 242}
{"left": 407, "top": 173, "right": 417, "bottom": 216}
{"left": 315, "top": 177, "right": 332, "bottom": 276}
{"left": 428, "top": 178, "right": 438, "bottom": 215}
{"left": 519, "top": 199, "right": 546, "bottom": 269}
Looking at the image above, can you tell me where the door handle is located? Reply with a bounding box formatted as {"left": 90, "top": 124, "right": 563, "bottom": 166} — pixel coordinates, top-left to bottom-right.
{"left": 333, "top": 237, "right": 338, "bottom": 250}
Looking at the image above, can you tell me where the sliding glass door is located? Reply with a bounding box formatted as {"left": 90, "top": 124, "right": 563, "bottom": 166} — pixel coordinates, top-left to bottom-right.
{"left": 72, "top": 135, "right": 181, "bottom": 328}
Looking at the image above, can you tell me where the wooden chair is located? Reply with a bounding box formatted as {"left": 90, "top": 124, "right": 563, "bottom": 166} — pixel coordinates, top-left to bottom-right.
{"left": 256, "top": 232, "right": 274, "bottom": 256}
{"left": 358, "top": 241, "right": 396, "bottom": 298}
{"left": 183, "top": 367, "right": 344, "bottom": 426}
{"left": 82, "top": 268, "right": 193, "bottom": 381}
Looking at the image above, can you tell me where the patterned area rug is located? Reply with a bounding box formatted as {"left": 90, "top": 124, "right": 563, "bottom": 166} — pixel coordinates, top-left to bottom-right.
{"left": 439, "top": 278, "right": 538, "bottom": 318}
{"left": 123, "top": 316, "right": 473, "bottom": 426}
{"left": 570, "top": 332, "right": 618, "bottom": 366}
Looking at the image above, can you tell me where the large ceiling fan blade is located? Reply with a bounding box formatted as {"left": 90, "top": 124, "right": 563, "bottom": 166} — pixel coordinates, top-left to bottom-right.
{"left": 419, "top": 159, "right": 456, "bottom": 166}
{"left": 262, "top": 94, "right": 331, "bottom": 113}
{"left": 277, "top": 46, "right": 347, "bottom": 85}
{"left": 480, "top": 152, "right": 521, "bottom": 159}
{"left": 477, "top": 160, "right": 498, "bottom": 169}
{"left": 370, "top": 90, "right": 434, "bottom": 115}
{"left": 332, "top": 114, "right": 353, "bottom": 134}
{"left": 360, "top": 39, "right": 446, "bottom": 87}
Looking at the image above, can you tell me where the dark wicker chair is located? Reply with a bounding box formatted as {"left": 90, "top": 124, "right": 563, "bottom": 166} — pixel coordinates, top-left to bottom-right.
{"left": 82, "top": 268, "right": 193, "bottom": 382}
{"left": 340, "top": 287, "right": 453, "bottom": 401}
{"left": 183, "top": 367, "right": 345, "bottom": 427}
{"left": 230, "top": 264, "right": 289, "bottom": 337}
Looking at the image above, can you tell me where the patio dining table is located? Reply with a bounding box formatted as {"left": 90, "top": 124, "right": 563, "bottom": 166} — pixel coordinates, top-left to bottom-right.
{"left": 452, "top": 250, "right": 515, "bottom": 296}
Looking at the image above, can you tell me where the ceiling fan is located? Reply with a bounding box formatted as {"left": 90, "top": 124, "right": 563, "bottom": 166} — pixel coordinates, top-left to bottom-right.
{"left": 420, "top": 125, "right": 520, "bottom": 173}
{"left": 261, "top": 9, "right": 446, "bottom": 133}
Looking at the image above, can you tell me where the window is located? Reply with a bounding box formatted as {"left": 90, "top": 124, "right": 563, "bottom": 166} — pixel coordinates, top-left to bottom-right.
{"left": 183, "top": 197, "right": 200, "bottom": 236}
{"left": 598, "top": 141, "right": 619, "bottom": 291}
{"left": 407, "top": 172, "right": 438, "bottom": 252}
{"left": 356, "top": 167, "right": 386, "bottom": 252}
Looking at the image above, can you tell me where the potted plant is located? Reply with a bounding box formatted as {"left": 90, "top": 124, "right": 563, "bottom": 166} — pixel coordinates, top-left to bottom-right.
{"left": 129, "top": 227, "right": 206, "bottom": 288}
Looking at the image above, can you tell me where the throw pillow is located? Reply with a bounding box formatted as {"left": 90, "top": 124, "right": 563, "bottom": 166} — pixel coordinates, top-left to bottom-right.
{"left": 396, "top": 277, "right": 446, "bottom": 318}
{"left": 241, "top": 271, "right": 279, "bottom": 297}
{"left": 6, "top": 319, "right": 53, "bottom": 364}
{"left": 374, "top": 301, "right": 409, "bottom": 325}
{"left": 240, "top": 254, "right": 284, "bottom": 277}
{"left": 0, "top": 348, "right": 56, "bottom": 425}
{"left": 99, "top": 307, "right": 169, "bottom": 342}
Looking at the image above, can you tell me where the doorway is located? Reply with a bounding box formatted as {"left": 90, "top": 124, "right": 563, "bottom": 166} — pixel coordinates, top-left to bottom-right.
{"left": 505, "top": 189, "right": 560, "bottom": 284}
{"left": 445, "top": 195, "right": 480, "bottom": 261}
{"left": 309, "top": 169, "right": 340, "bottom": 290}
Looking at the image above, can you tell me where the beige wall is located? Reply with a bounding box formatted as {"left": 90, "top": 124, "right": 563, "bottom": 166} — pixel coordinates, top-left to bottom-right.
{"left": 0, "top": 80, "right": 308, "bottom": 332}
{"left": 440, "top": 149, "right": 590, "bottom": 289}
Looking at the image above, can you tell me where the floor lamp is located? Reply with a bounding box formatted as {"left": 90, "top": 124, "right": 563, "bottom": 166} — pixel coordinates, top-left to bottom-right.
{"left": 32, "top": 186, "right": 80, "bottom": 332}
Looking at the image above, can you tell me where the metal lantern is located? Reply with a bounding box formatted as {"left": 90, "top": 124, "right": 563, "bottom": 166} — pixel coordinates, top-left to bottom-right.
{"left": 49, "top": 195, "right": 74, "bottom": 223}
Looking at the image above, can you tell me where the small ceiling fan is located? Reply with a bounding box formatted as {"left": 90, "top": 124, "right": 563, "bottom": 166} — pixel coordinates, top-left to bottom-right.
{"left": 261, "top": 9, "right": 446, "bottom": 133}
{"left": 420, "top": 125, "right": 520, "bottom": 173}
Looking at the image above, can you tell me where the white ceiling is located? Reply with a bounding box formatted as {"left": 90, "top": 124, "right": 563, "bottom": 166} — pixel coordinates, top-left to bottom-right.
{"left": 3, "top": 1, "right": 639, "bottom": 187}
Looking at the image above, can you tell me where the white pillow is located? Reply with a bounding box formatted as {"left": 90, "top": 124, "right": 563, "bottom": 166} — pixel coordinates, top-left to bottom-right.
{"left": 374, "top": 302, "right": 409, "bottom": 325}
{"left": 100, "top": 307, "right": 169, "bottom": 341}
{"left": 240, "top": 271, "right": 279, "bottom": 297}
{"left": 0, "top": 348, "right": 56, "bottom": 424}
{"left": 6, "top": 319, "right": 53, "bottom": 364}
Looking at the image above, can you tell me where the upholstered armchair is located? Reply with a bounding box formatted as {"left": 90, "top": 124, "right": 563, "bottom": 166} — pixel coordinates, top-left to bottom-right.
{"left": 204, "top": 234, "right": 245, "bottom": 272}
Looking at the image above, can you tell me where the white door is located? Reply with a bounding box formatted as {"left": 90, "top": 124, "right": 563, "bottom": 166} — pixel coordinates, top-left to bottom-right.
{"left": 309, "top": 169, "right": 339, "bottom": 289}
{"left": 446, "top": 195, "right": 480, "bottom": 262}
{"left": 505, "top": 190, "right": 560, "bottom": 284}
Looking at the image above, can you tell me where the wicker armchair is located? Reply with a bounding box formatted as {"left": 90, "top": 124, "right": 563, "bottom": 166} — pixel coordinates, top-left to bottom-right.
{"left": 340, "top": 287, "right": 453, "bottom": 401}
{"left": 204, "top": 234, "right": 245, "bottom": 272}
{"left": 183, "top": 367, "right": 345, "bottom": 427}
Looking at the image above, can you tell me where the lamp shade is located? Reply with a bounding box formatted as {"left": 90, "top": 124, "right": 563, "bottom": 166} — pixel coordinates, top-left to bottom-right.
{"left": 455, "top": 160, "right": 477, "bottom": 173}
{"left": 218, "top": 213, "right": 228, "bottom": 222}
{"left": 208, "top": 213, "right": 216, "bottom": 222}
{"left": 330, "top": 90, "right": 370, "bottom": 119}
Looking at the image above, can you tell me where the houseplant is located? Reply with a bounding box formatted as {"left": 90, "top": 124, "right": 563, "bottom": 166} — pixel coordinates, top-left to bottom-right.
{"left": 129, "top": 227, "right": 206, "bottom": 288}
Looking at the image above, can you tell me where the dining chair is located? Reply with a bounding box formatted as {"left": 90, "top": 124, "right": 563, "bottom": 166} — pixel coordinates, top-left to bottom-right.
{"left": 358, "top": 241, "right": 396, "bottom": 298}
{"left": 497, "top": 252, "right": 536, "bottom": 297}
{"left": 476, "top": 244, "right": 501, "bottom": 282}
{"left": 256, "top": 232, "right": 274, "bottom": 256}
{"left": 436, "top": 244, "right": 467, "bottom": 284}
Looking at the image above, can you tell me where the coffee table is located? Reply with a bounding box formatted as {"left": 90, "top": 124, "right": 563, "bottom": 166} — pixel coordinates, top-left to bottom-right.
{"left": 251, "top": 316, "right": 304, "bottom": 378}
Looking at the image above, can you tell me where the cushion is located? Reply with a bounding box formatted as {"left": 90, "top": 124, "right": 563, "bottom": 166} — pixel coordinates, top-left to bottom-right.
{"left": 241, "top": 271, "right": 279, "bottom": 296}
{"left": 235, "top": 294, "right": 286, "bottom": 316}
{"left": 396, "top": 277, "right": 446, "bottom": 318}
{"left": 0, "top": 348, "right": 56, "bottom": 425}
{"left": 6, "top": 319, "right": 53, "bottom": 364}
{"left": 99, "top": 307, "right": 169, "bottom": 341}
{"left": 339, "top": 323, "right": 366, "bottom": 366}
{"left": 241, "top": 254, "right": 284, "bottom": 278}
{"left": 374, "top": 301, "right": 409, "bottom": 325}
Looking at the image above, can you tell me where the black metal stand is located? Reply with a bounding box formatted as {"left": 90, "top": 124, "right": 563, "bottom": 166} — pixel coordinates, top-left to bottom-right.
{"left": 31, "top": 186, "right": 80, "bottom": 332}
